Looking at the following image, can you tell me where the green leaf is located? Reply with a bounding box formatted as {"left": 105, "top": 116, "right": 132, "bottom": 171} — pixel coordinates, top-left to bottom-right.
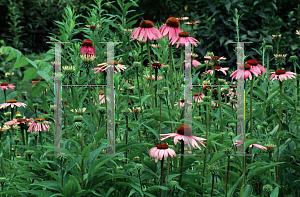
{"left": 243, "top": 184, "right": 252, "bottom": 197}
{"left": 282, "top": 92, "right": 295, "bottom": 107}
{"left": 246, "top": 162, "right": 284, "bottom": 181}
{"left": 266, "top": 90, "right": 279, "bottom": 105}
{"left": 269, "top": 125, "right": 279, "bottom": 136}
{"left": 207, "top": 133, "right": 225, "bottom": 144}
{"left": 64, "top": 157, "right": 82, "bottom": 177}
{"left": 209, "top": 152, "right": 226, "bottom": 165}
{"left": 37, "top": 70, "right": 52, "bottom": 82}
{"left": 270, "top": 187, "right": 279, "bottom": 197}
{"left": 31, "top": 82, "right": 46, "bottom": 98}
{"left": 86, "top": 144, "right": 106, "bottom": 169}
{"left": 227, "top": 175, "right": 243, "bottom": 197}
{"left": 82, "top": 143, "right": 95, "bottom": 158}
{"left": 105, "top": 187, "right": 116, "bottom": 197}
{"left": 146, "top": 186, "right": 169, "bottom": 191}
{"left": 14, "top": 56, "right": 29, "bottom": 68}
{"left": 95, "top": 127, "right": 106, "bottom": 142}
{"left": 23, "top": 68, "right": 38, "bottom": 81}
{"left": 31, "top": 181, "right": 62, "bottom": 193}
{"left": 21, "top": 190, "right": 54, "bottom": 197}
{"left": 142, "top": 123, "right": 159, "bottom": 140}
{"left": 63, "top": 175, "right": 81, "bottom": 197}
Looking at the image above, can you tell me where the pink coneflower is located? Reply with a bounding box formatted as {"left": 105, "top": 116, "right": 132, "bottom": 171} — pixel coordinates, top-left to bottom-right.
{"left": 193, "top": 93, "right": 205, "bottom": 103}
{"left": 183, "top": 59, "right": 202, "bottom": 68}
{"left": 0, "top": 99, "right": 27, "bottom": 109}
{"left": 170, "top": 32, "right": 198, "bottom": 48}
{"left": 269, "top": 70, "right": 296, "bottom": 82}
{"left": 174, "top": 99, "right": 192, "bottom": 109}
{"left": 94, "top": 59, "right": 127, "bottom": 74}
{"left": 230, "top": 63, "right": 260, "bottom": 80}
{"left": 85, "top": 24, "right": 100, "bottom": 31}
{"left": 31, "top": 80, "right": 40, "bottom": 87}
{"left": 0, "top": 83, "right": 15, "bottom": 91}
{"left": 151, "top": 63, "right": 162, "bottom": 69}
{"left": 27, "top": 118, "right": 51, "bottom": 134}
{"left": 204, "top": 56, "right": 226, "bottom": 61}
{"left": 160, "top": 125, "right": 206, "bottom": 150}
{"left": 80, "top": 40, "right": 96, "bottom": 57}
{"left": 176, "top": 17, "right": 189, "bottom": 21}
{"left": 184, "top": 20, "right": 201, "bottom": 25}
{"left": 159, "top": 17, "right": 183, "bottom": 42}
{"left": 247, "top": 59, "right": 267, "bottom": 75}
{"left": 130, "top": 20, "right": 163, "bottom": 41}
{"left": 235, "top": 140, "right": 267, "bottom": 150}
{"left": 144, "top": 75, "right": 163, "bottom": 81}
{"left": 5, "top": 118, "right": 33, "bottom": 126}
{"left": 93, "top": 90, "right": 110, "bottom": 105}
{"left": 206, "top": 66, "right": 229, "bottom": 76}
{"left": 0, "top": 124, "right": 10, "bottom": 132}
{"left": 149, "top": 143, "right": 176, "bottom": 163}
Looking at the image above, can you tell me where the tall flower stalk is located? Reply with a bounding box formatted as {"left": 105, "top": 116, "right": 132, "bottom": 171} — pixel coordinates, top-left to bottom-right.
{"left": 276, "top": 80, "right": 283, "bottom": 183}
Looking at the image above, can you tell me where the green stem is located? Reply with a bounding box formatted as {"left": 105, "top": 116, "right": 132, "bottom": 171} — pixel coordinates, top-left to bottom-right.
{"left": 146, "top": 41, "right": 154, "bottom": 111}
{"left": 216, "top": 74, "right": 224, "bottom": 143}
{"left": 160, "top": 158, "right": 164, "bottom": 197}
{"left": 155, "top": 68, "right": 158, "bottom": 107}
{"left": 136, "top": 67, "right": 143, "bottom": 119}
{"left": 269, "top": 152, "right": 272, "bottom": 184}
{"left": 179, "top": 140, "right": 184, "bottom": 187}
{"left": 276, "top": 81, "right": 283, "bottom": 183}
{"left": 177, "top": 46, "right": 184, "bottom": 122}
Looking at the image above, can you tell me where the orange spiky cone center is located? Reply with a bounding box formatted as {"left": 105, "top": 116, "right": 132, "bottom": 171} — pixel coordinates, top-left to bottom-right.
{"left": 180, "top": 99, "right": 185, "bottom": 103}
{"left": 193, "top": 93, "right": 202, "bottom": 96}
{"left": 152, "top": 63, "right": 161, "bottom": 68}
{"left": 275, "top": 70, "right": 286, "bottom": 75}
{"left": 106, "top": 60, "right": 119, "bottom": 65}
{"left": 179, "top": 32, "right": 190, "bottom": 37}
{"left": 211, "top": 56, "right": 220, "bottom": 61}
{"left": 7, "top": 99, "right": 17, "bottom": 103}
{"left": 40, "top": 78, "right": 45, "bottom": 81}
{"left": 244, "top": 63, "right": 251, "bottom": 70}
{"left": 166, "top": 17, "right": 180, "bottom": 27}
{"left": 34, "top": 118, "right": 45, "bottom": 122}
{"left": 1, "top": 83, "right": 8, "bottom": 86}
{"left": 156, "top": 143, "right": 169, "bottom": 149}
{"left": 99, "top": 90, "right": 103, "bottom": 94}
{"left": 82, "top": 40, "right": 93, "bottom": 47}
{"left": 17, "top": 118, "right": 27, "bottom": 122}
{"left": 177, "top": 125, "right": 192, "bottom": 136}
{"left": 140, "top": 20, "right": 154, "bottom": 28}
{"left": 211, "top": 66, "right": 221, "bottom": 70}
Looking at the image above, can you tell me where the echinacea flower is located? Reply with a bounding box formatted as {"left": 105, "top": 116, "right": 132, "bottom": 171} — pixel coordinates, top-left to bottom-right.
{"left": 170, "top": 32, "right": 198, "bottom": 48}
{"left": 80, "top": 40, "right": 96, "bottom": 57}
{"left": 269, "top": 70, "right": 296, "bottom": 82}
{"left": 5, "top": 118, "right": 33, "bottom": 126}
{"left": 93, "top": 90, "right": 110, "bottom": 105}
{"left": 149, "top": 143, "right": 176, "bottom": 163}
{"left": 184, "top": 20, "right": 201, "bottom": 25}
{"left": 160, "top": 125, "right": 206, "bottom": 150}
{"left": 247, "top": 59, "right": 267, "bottom": 75}
{"left": 94, "top": 59, "right": 127, "bottom": 74}
{"left": 176, "top": 17, "right": 189, "bottom": 21}
{"left": 272, "top": 35, "right": 281, "bottom": 38}
{"left": 159, "top": 17, "right": 183, "bottom": 42}
{"left": 193, "top": 93, "right": 205, "bottom": 103}
{"left": 206, "top": 66, "right": 229, "bottom": 76}
{"left": 0, "top": 83, "right": 15, "bottom": 91}
{"left": 230, "top": 63, "right": 260, "bottom": 80}
{"left": 144, "top": 75, "right": 163, "bottom": 81}
{"left": 130, "top": 20, "right": 163, "bottom": 41}
{"left": 31, "top": 80, "right": 40, "bottom": 87}
{"left": 27, "top": 118, "right": 51, "bottom": 134}
{"left": 174, "top": 99, "right": 192, "bottom": 109}
{"left": 235, "top": 140, "right": 267, "bottom": 150}
{"left": 274, "top": 54, "right": 287, "bottom": 59}
{"left": 85, "top": 24, "right": 100, "bottom": 31}
{"left": 0, "top": 124, "right": 10, "bottom": 132}
{"left": 0, "top": 99, "right": 27, "bottom": 109}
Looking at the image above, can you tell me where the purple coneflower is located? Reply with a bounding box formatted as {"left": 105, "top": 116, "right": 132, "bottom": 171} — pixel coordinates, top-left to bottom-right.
{"left": 159, "top": 17, "right": 183, "bottom": 42}
{"left": 269, "top": 70, "right": 296, "bottom": 82}
{"left": 27, "top": 118, "right": 51, "bottom": 134}
{"left": 0, "top": 99, "right": 27, "bottom": 109}
{"left": 80, "top": 40, "right": 96, "bottom": 57}
{"left": 170, "top": 32, "right": 198, "bottom": 48}
{"left": 0, "top": 83, "right": 15, "bottom": 91}
{"left": 230, "top": 63, "right": 260, "bottom": 80}
{"left": 174, "top": 99, "right": 192, "bottom": 109}
{"left": 130, "top": 20, "right": 163, "bottom": 41}
{"left": 94, "top": 59, "right": 127, "bottom": 74}
{"left": 247, "top": 59, "right": 267, "bottom": 75}
{"left": 206, "top": 66, "right": 229, "bottom": 76}
{"left": 193, "top": 93, "right": 205, "bottom": 103}
{"left": 149, "top": 143, "right": 176, "bottom": 163}
{"left": 160, "top": 125, "right": 206, "bottom": 150}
